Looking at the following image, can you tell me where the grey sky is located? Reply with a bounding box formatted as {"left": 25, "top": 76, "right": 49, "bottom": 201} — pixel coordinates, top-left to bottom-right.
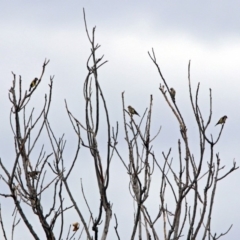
{"left": 0, "top": 1, "right": 239, "bottom": 239}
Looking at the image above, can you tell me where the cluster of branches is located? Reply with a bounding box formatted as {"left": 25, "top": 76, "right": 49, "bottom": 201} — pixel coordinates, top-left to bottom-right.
{"left": 0, "top": 10, "right": 238, "bottom": 240}
{"left": 118, "top": 50, "right": 239, "bottom": 240}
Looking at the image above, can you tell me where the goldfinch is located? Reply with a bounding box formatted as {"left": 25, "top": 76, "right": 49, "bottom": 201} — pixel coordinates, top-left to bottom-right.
{"left": 170, "top": 88, "right": 176, "bottom": 103}
{"left": 29, "top": 78, "right": 38, "bottom": 91}
{"left": 72, "top": 222, "right": 79, "bottom": 232}
{"left": 215, "top": 116, "right": 227, "bottom": 126}
{"left": 128, "top": 105, "right": 140, "bottom": 116}
{"left": 27, "top": 171, "right": 40, "bottom": 179}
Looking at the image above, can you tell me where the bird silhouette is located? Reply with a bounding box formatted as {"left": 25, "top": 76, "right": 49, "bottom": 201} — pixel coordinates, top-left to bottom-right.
{"left": 215, "top": 116, "right": 227, "bottom": 126}
{"left": 128, "top": 105, "right": 140, "bottom": 116}
{"left": 29, "top": 78, "right": 38, "bottom": 91}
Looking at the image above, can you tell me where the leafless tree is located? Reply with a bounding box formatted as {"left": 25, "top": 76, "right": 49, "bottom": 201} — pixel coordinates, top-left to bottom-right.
{"left": 0, "top": 9, "right": 238, "bottom": 240}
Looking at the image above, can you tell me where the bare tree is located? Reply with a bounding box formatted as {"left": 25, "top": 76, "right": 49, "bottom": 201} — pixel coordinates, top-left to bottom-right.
{"left": 0, "top": 10, "right": 238, "bottom": 240}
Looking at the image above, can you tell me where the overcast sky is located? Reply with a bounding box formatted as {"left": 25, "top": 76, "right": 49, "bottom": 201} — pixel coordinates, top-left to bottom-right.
{"left": 0, "top": 1, "right": 239, "bottom": 239}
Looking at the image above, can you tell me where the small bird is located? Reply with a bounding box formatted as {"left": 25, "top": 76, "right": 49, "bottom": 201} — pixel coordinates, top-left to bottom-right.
{"left": 215, "top": 116, "right": 228, "bottom": 126}
{"left": 27, "top": 171, "right": 40, "bottom": 179}
{"left": 72, "top": 222, "right": 80, "bottom": 232}
{"left": 128, "top": 105, "right": 140, "bottom": 116}
{"left": 29, "top": 78, "right": 38, "bottom": 91}
{"left": 169, "top": 88, "right": 176, "bottom": 103}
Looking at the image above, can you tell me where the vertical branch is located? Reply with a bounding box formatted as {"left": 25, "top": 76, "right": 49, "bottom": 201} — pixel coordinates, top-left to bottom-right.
{"left": 0, "top": 205, "right": 8, "bottom": 240}
{"left": 64, "top": 9, "right": 112, "bottom": 240}
{"left": 202, "top": 154, "right": 220, "bottom": 239}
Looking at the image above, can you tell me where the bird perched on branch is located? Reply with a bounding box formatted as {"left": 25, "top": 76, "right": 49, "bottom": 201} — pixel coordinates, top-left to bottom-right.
{"left": 29, "top": 78, "right": 38, "bottom": 91}
{"left": 215, "top": 116, "right": 227, "bottom": 126}
{"left": 128, "top": 105, "right": 140, "bottom": 116}
{"left": 170, "top": 88, "right": 176, "bottom": 103}
{"left": 27, "top": 170, "right": 40, "bottom": 179}
{"left": 72, "top": 222, "right": 80, "bottom": 232}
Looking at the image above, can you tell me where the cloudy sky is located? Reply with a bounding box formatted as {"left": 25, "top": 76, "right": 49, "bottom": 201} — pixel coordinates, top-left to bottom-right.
{"left": 0, "top": 1, "right": 240, "bottom": 239}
